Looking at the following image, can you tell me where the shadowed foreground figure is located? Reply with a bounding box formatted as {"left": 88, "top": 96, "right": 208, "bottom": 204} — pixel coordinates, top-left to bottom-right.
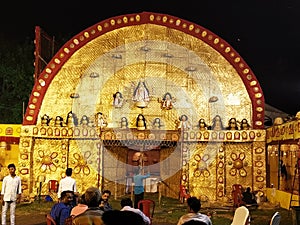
{"left": 120, "top": 197, "right": 150, "bottom": 225}
{"left": 183, "top": 220, "right": 208, "bottom": 225}
{"left": 102, "top": 210, "right": 145, "bottom": 225}
{"left": 177, "top": 197, "right": 212, "bottom": 225}
{"left": 50, "top": 190, "right": 74, "bottom": 225}
{"left": 72, "top": 186, "right": 104, "bottom": 225}
{"left": 242, "top": 187, "right": 257, "bottom": 206}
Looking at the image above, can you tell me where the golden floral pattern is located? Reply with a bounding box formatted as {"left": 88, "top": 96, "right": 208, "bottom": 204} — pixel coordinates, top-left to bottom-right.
{"left": 229, "top": 152, "right": 247, "bottom": 177}
{"left": 193, "top": 154, "right": 210, "bottom": 180}
{"left": 38, "top": 150, "right": 58, "bottom": 172}
{"left": 73, "top": 152, "right": 91, "bottom": 175}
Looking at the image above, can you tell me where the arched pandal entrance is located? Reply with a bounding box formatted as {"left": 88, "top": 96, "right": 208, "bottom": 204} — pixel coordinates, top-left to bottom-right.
{"left": 19, "top": 12, "right": 266, "bottom": 202}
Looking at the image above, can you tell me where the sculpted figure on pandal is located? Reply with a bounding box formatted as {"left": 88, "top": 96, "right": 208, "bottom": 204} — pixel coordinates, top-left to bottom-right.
{"left": 210, "top": 115, "right": 225, "bottom": 130}
{"left": 95, "top": 112, "right": 108, "bottom": 128}
{"left": 113, "top": 91, "right": 124, "bottom": 108}
{"left": 198, "top": 118, "right": 208, "bottom": 131}
{"left": 160, "top": 92, "right": 175, "bottom": 110}
{"left": 132, "top": 81, "right": 150, "bottom": 108}
{"left": 177, "top": 114, "right": 192, "bottom": 131}
{"left": 152, "top": 117, "right": 163, "bottom": 130}
{"left": 41, "top": 114, "right": 52, "bottom": 126}
{"left": 227, "top": 118, "right": 239, "bottom": 130}
{"left": 120, "top": 117, "right": 128, "bottom": 129}
{"left": 136, "top": 114, "right": 147, "bottom": 130}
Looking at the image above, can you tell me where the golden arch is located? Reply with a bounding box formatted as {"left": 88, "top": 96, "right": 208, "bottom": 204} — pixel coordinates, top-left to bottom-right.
{"left": 23, "top": 12, "right": 264, "bottom": 128}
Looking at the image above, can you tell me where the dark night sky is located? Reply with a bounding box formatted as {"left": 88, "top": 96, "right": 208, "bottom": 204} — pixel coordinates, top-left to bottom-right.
{"left": 1, "top": 1, "right": 300, "bottom": 115}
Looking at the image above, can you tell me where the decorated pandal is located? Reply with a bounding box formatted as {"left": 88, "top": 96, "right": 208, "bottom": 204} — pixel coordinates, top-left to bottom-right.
{"left": 18, "top": 12, "right": 268, "bottom": 204}
{"left": 266, "top": 118, "right": 300, "bottom": 193}
{"left": 19, "top": 115, "right": 266, "bottom": 202}
{"left": 264, "top": 116, "right": 300, "bottom": 209}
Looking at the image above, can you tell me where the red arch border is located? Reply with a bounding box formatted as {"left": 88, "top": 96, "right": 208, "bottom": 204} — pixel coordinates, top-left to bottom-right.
{"left": 23, "top": 11, "right": 264, "bottom": 128}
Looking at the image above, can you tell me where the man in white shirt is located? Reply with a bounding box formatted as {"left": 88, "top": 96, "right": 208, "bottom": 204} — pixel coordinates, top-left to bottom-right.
{"left": 0, "top": 163, "right": 22, "bottom": 225}
{"left": 120, "top": 197, "right": 151, "bottom": 225}
{"left": 58, "top": 168, "right": 78, "bottom": 205}
{"left": 177, "top": 197, "right": 212, "bottom": 225}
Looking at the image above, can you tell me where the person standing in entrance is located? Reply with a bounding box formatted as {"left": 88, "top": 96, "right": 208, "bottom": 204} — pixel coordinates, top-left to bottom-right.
{"left": 0, "top": 163, "right": 22, "bottom": 225}
{"left": 133, "top": 168, "right": 150, "bottom": 209}
{"left": 58, "top": 168, "right": 78, "bottom": 206}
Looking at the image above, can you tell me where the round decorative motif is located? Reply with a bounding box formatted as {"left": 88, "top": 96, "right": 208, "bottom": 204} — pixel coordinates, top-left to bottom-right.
{"left": 234, "top": 57, "right": 240, "bottom": 63}
{"left": 41, "top": 156, "right": 52, "bottom": 165}
{"left": 256, "top": 176, "right": 264, "bottom": 182}
{"left": 255, "top": 93, "right": 262, "bottom": 98}
{"left": 218, "top": 177, "right": 223, "bottom": 183}
{"left": 255, "top": 121, "right": 263, "bottom": 126}
{"left": 110, "top": 19, "right": 116, "bottom": 26}
{"left": 194, "top": 154, "right": 201, "bottom": 161}
{"left": 230, "top": 168, "right": 236, "bottom": 176}
{"left": 84, "top": 32, "right": 89, "bottom": 38}
{"left": 239, "top": 169, "right": 247, "bottom": 177}
{"left": 253, "top": 87, "right": 259, "bottom": 92}
{"left": 233, "top": 159, "right": 243, "bottom": 169}
{"left": 231, "top": 152, "right": 237, "bottom": 160}
{"left": 194, "top": 170, "right": 201, "bottom": 177}
{"left": 255, "top": 161, "right": 263, "bottom": 167}
{"left": 246, "top": 74, "right": 252, "bottom": 80}
{"left": 230, "top": 152, "right": 247, "bottom": 177}
{"left": 189, "top": 25, "right": 194, "bottom": 31}
{"left": 256, "top": 107, "right": 263, "bottom": 112}
{"left": 218, "top": 161, "right": 224, "bottom": 168}
{"left": 148, "top": 133, "right": 155, "bottom": 140}
{"left": 198, "top": 161, "right": 207, "bottom": 170}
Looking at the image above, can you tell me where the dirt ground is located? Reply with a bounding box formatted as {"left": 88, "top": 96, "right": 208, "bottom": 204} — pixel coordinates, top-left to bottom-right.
{"left": 10, "top": 213, "right": 45, "bottom": 225}
{"left": 13, "top": 209, "right": 173, "bottom": 225}
{"left": 4, "top": 197, "right": 291, "bottom": 225}
{"left": 14, "top": 214, "right": 173, "bottom": 225}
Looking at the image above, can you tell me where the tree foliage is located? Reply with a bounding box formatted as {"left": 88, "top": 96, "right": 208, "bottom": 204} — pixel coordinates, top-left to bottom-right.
{"left": 0, "top": 36, "right": 34, "bottom": 124}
